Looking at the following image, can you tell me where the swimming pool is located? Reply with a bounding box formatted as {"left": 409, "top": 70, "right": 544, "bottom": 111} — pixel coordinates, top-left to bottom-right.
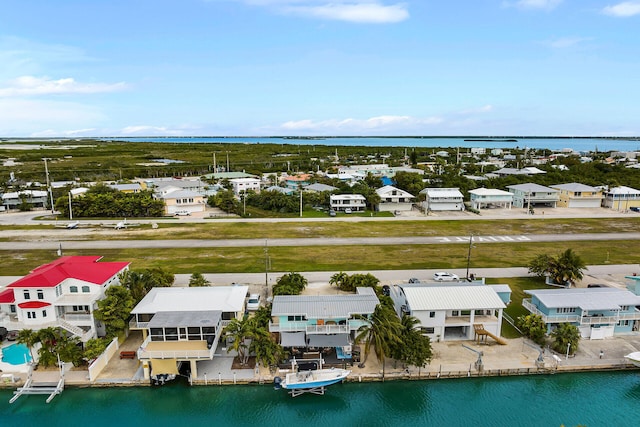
{"left": 1, "top": 343, "right": 32, "bottom": 365}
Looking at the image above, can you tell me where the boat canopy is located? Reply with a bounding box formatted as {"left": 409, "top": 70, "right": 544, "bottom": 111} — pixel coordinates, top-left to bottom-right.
{"left": 307, "top": 334, "right": 350, "bottom": 348}
{"left": 150, "top": 359, "right": 179, "bottom": 376}
{"left": 280, "top": 332, "right": 306, "bottom": 347}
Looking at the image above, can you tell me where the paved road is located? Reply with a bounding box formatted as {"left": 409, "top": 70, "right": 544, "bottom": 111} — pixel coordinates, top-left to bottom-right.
{"left": 3, "top": 232, "right": 640, "bottom": 250}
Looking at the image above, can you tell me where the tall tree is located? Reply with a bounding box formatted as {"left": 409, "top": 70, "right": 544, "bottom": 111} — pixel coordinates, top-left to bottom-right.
{"left": 272, "top": 272, "right": 308, "bottom": 296}
{"left": 17, "top": 328, "right": 40, "bottom": 361}
{"left": 551, "top": 323, "right": 580, "bottom": 356}
{"left": 93, "top": 285, "right": 135, "bottom": 338}
{"left": 355, "top": 303, "right": 402, "bottom": 378}
{"left": 223, "top": 317, "right": 252, "bottom": 365}
{"left": 189, "top": 272, "right": 210, "bottom": 287}
{"left": 528, "top": 249, "right": 586, "bottom": 287}
{"left": 391, "top": 314, "right": 433, "bottom": 371}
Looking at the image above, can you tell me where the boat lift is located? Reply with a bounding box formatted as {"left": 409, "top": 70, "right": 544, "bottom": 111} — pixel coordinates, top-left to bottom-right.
{"left": 522, "top": 340, "right": 546, "bottom": 369}
{"left": 9, "top": 358, "right": 65, "bottom": 404}
{"left": 462, "top": 344, "right": 484, "bottom": 372}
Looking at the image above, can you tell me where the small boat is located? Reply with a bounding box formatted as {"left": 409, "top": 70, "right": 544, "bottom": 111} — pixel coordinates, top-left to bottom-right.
{"left": 274, "top": 358, "right": 350, "bottom": 397}
{"left": 624, "top": 352, "right": 640, "bottom": 367}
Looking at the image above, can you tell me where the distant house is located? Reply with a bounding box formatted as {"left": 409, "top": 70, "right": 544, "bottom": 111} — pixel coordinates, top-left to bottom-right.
{"left": 330, "top": 194, "right": 367, "bottom": 212}
{"left": 129, "top": 286, "right": 249, "bottom": 381}
{"left": 158, "top": 189, "right": 206, "bottom": 215}
{"left": 283, "top": 174, "right": 311, "bottom": 190}
{"left": 230, "top": 177, "right": 261, "bottom": 195}
{"left": 523, "top": 288, "right": 640, "bottom": 339}
{"left": 109, "top": 183, "right": 142, "bottom": 193}
{"left": 269, "top": 287, "right": 379, "bottom": 354}
{"left": 468, "top": 188, "right": 513, "bottom": 210}
{"left": 602, "top": 186, "right": 640, "bottom": 211}
{"left": 0, "top": 256, "right": 130, "bottom": 341}
{"left": 389, "top": 283, "right": 508, "bottom": 342}
{"left": 2, "top": 190, "right": 48, "bottom": 210}
{"left": 303, "top": 183, "right": 338, "bottom": 193}
{"left": 375, "top": 185, "right": 415, "bottom": 212}
{"left": 506, "top": 183, "right": 559, "bottom": 209}
{"left": 420, "top": 188, "right": 465, "bottom": 211}
{"left": 264, "top": 186, "right": 294, "bottom": 195}
{"left": 493, "top": 167, "right": 546, "bottom": 176}
{"left": 550, "top": 183, "right": 603, "bottom": 208}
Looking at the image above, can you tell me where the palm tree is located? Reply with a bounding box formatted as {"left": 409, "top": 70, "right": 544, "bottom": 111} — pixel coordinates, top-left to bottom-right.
{"left": 16, "top": 329, "right": 40, "bottom": 361}
{"left": 355, "top": 303, "right": 402, "bottom": 379}
{"left": 550, "top": 249, "right": 586, "bottom": 287}
{"left": 223, "top": 318, "right": 251, "bottom": 365}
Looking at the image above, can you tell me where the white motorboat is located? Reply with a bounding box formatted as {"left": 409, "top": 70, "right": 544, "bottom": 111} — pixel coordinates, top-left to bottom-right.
{"left": 624, "top": 352, "right": 640, "bottom": 367}
{"left": 274, "top": 358, "right": 350, "bottom": 397}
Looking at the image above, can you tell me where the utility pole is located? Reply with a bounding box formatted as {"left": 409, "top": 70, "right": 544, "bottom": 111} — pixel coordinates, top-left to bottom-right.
{"left": 43, "top": 158, "right": 54, "bottom": 213}
{"left": 226, "top": 151, "right": 229, "bottom": 172}
{"left": 264, "top": 240, "right": 270, "bottom": 296}
{"left": 299, "top": 189, "right": 303, "bottom": 218}
{"left": 68, "top": 191, "right": 73, "bottom": 220}
{"left": 465, "top": 233, "right": 474, "bottom": 281}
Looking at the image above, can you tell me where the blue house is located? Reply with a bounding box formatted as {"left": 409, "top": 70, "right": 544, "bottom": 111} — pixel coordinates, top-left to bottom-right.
{"left": 269, "top": 287, "right": 379, "bottom": 356}
{"left": 523, "top": 288, "right": 640, "bottom": 339}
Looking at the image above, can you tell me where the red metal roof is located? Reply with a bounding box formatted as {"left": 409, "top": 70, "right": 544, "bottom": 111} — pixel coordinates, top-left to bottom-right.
{"left": 0, "top": 288, "right": 15, "bottom": 303}
{"left": 18, "top": 301, "right": 51, "bottom": 309}
{"left": 7, "top": 256, "right": 130, "bottom": 289}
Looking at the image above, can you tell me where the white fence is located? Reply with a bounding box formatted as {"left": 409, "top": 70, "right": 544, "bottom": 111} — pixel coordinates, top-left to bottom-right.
{"left": 88, "top": 338, "right": 119, "bottom": 382}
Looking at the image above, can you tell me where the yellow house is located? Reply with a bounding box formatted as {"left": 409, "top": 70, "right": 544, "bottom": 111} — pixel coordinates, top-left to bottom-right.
{"left": 550, "top": 183, "right": 603, "bottom": 208}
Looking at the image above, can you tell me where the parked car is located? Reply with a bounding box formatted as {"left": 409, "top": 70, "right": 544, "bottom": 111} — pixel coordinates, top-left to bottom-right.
{"left": 328, "top": 209, "right": 337, "bottom": 217}
{"left": 433, "top": 272, "right": 459, "bottom": 281}
{"left": 6, "top": 330, "right": 18, "bottom": 341}
{"left": 174, "top": 210, "right": 191, "bottom": 216}
{"left": 382, "top": 285, "right": 391, "bottom": 296}
{"left": 408, "top": 277, "right": 421, "bottom": 284}
{"left": 246, "top": 293, "right": 261, "bottom": 311}
{"left": 344, "top": 208, "right": 353, "bottom": 214}
{"left": 630, "top": 206, "right": 640, "bottom": 212}
{"left": 0, "top": 326, "right": 7, "bottom": 341}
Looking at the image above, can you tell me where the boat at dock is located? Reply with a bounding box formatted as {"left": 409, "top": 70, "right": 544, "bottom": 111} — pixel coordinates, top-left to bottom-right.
{"left": 624, "top": 352, "right": 640, "bottom": 367}
{"left": 273, "top": 357, "right": 350, "bottom": 397}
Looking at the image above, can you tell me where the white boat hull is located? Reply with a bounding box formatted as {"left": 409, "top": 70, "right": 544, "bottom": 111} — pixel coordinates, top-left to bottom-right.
{"left": 624, "top": 352, "right": 640, "bottom": 367}
{"left": 281, "top": 368, "right": 351, "bottom": 390}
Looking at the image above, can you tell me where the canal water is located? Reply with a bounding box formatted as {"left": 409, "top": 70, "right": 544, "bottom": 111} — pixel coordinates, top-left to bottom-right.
{"left": 2, "top": 371, "right": 638, "bottom": 426}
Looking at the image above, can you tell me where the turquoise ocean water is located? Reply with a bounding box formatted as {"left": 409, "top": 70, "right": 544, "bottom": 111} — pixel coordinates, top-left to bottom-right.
{"left": 108, "top": 136, "right": 640, "bottom": 153}
{"left": 2, "top": 371, "right": 639, "bottom": 427}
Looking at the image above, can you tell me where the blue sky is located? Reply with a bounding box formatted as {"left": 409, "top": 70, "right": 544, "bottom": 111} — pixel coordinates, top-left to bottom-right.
{"left": 1, "top": 0, "right": 639, "bottom": 137}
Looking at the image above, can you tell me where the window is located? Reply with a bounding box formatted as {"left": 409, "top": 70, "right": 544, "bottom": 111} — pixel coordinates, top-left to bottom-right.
{"left": 37, "top": 289, "right": 44, "bottom": 299}
{"left": 42, "top": 310, "right": 47, "bottom": 318}
{"left": 55, "top": 285, "right": 62, "bottom": 297}
{"left": 70, "top": 286, "right": 78, "bottom": 293}
{"left": 619, "top": 320, "right": 630, "bottom": 326}
{"left": 620, "top": 306, "right": 629, "bottom": 311}
{"left": 558, "top": 307, "right": 576, "bottom": 314}
{"left": 451, "top": 310, "right": 459, "bottom": 317}
{"left": 10, "top": 305, "right": 16, "bottom": 313}
{"left": 82, "top": 286, "right": 90, "bottom": 293}
{"left": 23, "top": 290, "right": 30, "bottom": 300}
{"left": 421, "top": 327, "right": 435, "bottom": 334}
{"left": 429, "top": 311, "right": 436, "bottom": 318}
{"left": 27, "top": 311, "right": 36, "bottom": 319}
{"left": 287, "top": 315, "right": 307, "bottom": 322}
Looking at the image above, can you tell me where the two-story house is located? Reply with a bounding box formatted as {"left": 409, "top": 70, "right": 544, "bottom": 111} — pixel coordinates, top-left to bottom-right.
{"left": 420, "top": 188, "right": 465, "bottom": 211}
{"left": 390, "top": 283, "right": 508, "bottom": 342}
{"left": 602, "top": 186, "right": 640, "bottom": 211}
{"left": 468, "top": 188, "right": 513, "bottom": 210}
{"left": 523, "top": 288, "right": 640, "bottom": 339}
{"left": 0, "top": 256, "right": 130, "bottom": 342}
{"left": 550, "top": 183, "right": 603, "bottom": 208}
{"left": 269, "top": 287, "right": 379, "bottom": 358}
{"left": 230, "top": 177, "right": 261, "bottom": 195}
{"left": 129, "top": 286, "right": 248, "bottom": 381}
{"left": 375, "top": 185, "right": 415, "bottom": 212}
{"left": 330, "top": 194, "right": 367, "bottom": 212}
{"left": 506, "top": 183, "right": 559, "bottom": 209}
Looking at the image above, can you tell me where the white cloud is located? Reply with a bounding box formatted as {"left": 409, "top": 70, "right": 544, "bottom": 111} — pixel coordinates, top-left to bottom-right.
{"left": 283, "top": 2, "right": 409, "bottom": 23}
{"left": 224, "top": 1, "right": 409, "bottom": 23}
{"left": 0, "top": 99, "right": 106, "bottom": 136}
{"left": 602, "top": 2, "right": 640, "bottom": 17}
{"left": 546, "top": 36, "right": 593, "bottom": 48}
{"left": 0, "top": 76, "right": 128, "bottom": 97}
{"left": 503, "top": 0, "right": 563, "bottom": 10}
{"left": 118, "top": 126, "right": 189, "bottom": 136}
{"left": 279, "top": 115, "right": 443, "bottom": 133}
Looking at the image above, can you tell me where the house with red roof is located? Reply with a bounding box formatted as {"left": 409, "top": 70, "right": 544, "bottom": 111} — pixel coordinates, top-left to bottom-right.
{"left": 0, "top": 256, "right": 129, "bottom": 341}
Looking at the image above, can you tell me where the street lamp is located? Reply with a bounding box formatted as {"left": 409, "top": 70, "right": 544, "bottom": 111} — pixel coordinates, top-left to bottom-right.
{"left": 565, "top": 342, "right": 571, "bottom": 360}
{"left": 68, "top": 191, "right": 73, "bottom": 220}
{"left": 465, "top": 234, "right": 475, "bottom": 281}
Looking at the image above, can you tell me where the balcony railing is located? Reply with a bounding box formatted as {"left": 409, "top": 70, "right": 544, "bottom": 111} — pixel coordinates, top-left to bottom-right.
{"left": 523, "top": 299, "right": 640, "bottom": 325}
{"left": 269, "top": 320, "right": 361, "bottom": 334}
{"left": 136, "top": 335, "right": 217, "bottom": 360}
{"left": 62, "top": 313, "right": 93, "bottom": 323}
